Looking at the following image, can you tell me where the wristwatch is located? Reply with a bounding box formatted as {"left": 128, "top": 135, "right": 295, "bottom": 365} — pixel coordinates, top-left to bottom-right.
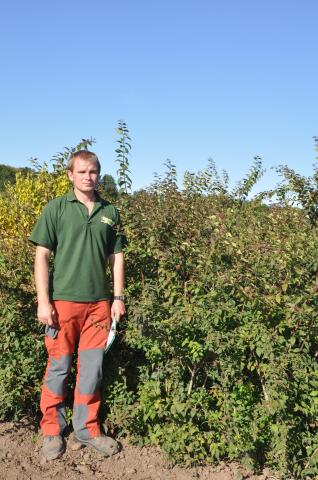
{"left": 113, "top": 295, "right": 125, "bottom": 302}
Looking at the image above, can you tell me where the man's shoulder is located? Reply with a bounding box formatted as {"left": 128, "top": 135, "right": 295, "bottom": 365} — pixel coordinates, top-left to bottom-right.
{"left": 39, "top": 194, "right": 68, "bottom": 219}
{"left": 45, "top": 193, "right": 68, "bottom": 209}
{"left": 98, "top": 197, "right": 119, "bottom": 216}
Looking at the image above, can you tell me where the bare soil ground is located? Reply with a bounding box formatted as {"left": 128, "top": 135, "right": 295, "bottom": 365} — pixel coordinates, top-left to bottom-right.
{"left": 0, "top": 420, "right": 279, "bottom": 480}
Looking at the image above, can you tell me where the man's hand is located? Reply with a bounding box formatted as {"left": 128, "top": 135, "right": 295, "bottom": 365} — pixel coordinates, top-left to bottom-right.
{"left": 37, "top": 302, "right": 57, "bottom": 326}
{"left": 111, "top": 299, "right": 125, "bottom": 322}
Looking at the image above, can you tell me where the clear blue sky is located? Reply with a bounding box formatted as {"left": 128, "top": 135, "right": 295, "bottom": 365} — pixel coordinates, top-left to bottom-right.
{"left": 1, "top": 0, "right": 317, "bottom": 192}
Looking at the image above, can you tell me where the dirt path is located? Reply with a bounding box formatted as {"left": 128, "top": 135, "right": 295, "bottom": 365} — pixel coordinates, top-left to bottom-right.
{"left": 0, "top": 420, "right": 278, "bottom": 480}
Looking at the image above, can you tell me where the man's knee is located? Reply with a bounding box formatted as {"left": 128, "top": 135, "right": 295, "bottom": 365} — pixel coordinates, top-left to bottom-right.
{"left": 45, "top": 354, "right": 72, "bottom": 396}
{"left": 78, "top": 349, "right": 104, "bottom": 395}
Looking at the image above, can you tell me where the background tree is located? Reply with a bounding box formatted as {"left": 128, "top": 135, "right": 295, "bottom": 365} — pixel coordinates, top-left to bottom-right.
{"left": 0, "top": 164, "right": 32, "bottom": 192}
{"left": 99, "top": 174, "right": 118, "bottom": 198}
{"left": 115, "top": 120, "right": 132, "bottom": 194}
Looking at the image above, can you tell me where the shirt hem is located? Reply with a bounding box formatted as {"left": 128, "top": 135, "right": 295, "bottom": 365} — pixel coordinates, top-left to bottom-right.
{"left": 52, "top": 295, "right": 111, "bottom": 302}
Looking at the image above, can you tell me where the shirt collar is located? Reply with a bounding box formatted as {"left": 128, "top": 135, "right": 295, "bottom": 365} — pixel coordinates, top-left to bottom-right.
{"left": 66, "top": 189, "right": 77, "bottom": 202}
{"left": 66, "top": 189, "right": 102, "bottom": 204}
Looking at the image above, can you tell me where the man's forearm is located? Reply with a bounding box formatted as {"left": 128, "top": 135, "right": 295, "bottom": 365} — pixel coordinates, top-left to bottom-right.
{"left": 109, "top": 252, "right": 125, "bottom": 295}
{"left": 109, "top": 252, "right": 125, "bottom": 321}
{"left": 34, "top": 246, "right": 51, "bottom": 303}
{"left": 34, "top": 246, "right": 57, "bottom": 326}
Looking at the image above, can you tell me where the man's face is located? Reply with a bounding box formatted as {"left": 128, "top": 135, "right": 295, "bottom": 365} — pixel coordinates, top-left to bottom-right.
{"left": 68, "top": 158, "right": 99, "bottom": 193}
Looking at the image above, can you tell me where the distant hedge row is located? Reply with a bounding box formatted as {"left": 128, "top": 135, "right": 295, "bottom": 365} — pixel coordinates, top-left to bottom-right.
{"left": 1, "top": 142, "right": 318, "bottom": 478}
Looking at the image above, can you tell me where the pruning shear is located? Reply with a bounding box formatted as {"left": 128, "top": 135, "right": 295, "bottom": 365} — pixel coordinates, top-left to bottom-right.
{"left": 104, "top": 317, "right": 117, "bottom": 354}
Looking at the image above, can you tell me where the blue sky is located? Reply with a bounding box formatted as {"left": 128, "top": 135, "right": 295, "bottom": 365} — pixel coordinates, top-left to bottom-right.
{"left": 1, "top": 0, "right": 317, "bottom": 192}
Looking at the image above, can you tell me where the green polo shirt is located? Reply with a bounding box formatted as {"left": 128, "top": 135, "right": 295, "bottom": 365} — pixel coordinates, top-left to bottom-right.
{"left": 29, "top": 189, "right": 124, "bottom": 302}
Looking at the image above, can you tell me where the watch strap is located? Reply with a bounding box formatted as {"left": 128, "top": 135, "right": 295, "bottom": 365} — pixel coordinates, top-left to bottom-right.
{"left": 113, "top": 295, "right": 125, "bottom": 302}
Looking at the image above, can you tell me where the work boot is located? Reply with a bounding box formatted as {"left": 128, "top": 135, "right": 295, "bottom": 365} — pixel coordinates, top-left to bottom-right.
{"left": 42, "top": 435, "right": 64, "bottom": 460}
{"left": 75, "top": 435, "right": 119, "bottom": 456}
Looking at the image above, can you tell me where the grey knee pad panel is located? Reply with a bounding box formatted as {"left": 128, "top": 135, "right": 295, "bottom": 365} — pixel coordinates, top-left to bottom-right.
{"left": 78, "top": 348, "right": 104, "bottom": 395}
{"left": 46, "top": 354, "right": 72, "bottom": 396}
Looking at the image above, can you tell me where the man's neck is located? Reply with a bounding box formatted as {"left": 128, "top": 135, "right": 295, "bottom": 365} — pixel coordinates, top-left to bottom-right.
{"left": 73, "top": 188, "right": 96, "bottom": 205}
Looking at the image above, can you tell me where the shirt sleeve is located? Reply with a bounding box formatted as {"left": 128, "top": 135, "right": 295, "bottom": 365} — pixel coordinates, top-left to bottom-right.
{"left": 29, "top": 203, "right": 57, "bottom": 251}
{"left": 107, "top": 207, "right": 126, "bottom": 255}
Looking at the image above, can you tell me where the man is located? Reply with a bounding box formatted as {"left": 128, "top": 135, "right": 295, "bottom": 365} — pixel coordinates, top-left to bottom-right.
{"left": 29, "top": 150, "right": 125, "bottom": 461}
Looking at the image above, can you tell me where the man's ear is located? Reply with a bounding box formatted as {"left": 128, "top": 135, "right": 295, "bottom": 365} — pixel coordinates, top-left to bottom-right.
{"left": 67, "top": 169, "right": 73, "bottom": 182}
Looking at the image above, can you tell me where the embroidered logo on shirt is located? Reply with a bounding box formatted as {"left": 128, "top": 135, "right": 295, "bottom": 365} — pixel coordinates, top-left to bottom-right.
{"left": 101, "top": 216, "right": 115, "bottom": 226}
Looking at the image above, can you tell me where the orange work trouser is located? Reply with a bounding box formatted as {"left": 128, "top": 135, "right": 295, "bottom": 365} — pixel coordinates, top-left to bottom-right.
{"left": 40, "top": 300, "right": 111, "bottom": 439}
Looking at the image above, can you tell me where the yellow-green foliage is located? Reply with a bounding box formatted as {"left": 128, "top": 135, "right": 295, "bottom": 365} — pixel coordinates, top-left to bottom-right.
{"left": 0, "top": 167, "right": 70, "bottom": 302}
{"left": 0, "top": 168, "right": 69, "bottom": 243}
{"left": 0, "top": 137, "right": 94, "bottom": 262}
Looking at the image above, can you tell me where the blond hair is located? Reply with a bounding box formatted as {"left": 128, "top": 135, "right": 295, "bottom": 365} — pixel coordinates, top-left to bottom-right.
{"left": 67, "top": 150, "right": 101, "bottom": 174}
